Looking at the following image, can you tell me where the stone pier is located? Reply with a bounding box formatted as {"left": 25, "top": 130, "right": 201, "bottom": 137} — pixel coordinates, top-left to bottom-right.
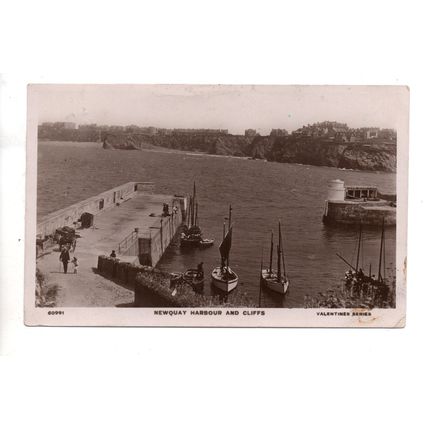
{"left": 35, "top": 182, "right": 187, "bottom": 307}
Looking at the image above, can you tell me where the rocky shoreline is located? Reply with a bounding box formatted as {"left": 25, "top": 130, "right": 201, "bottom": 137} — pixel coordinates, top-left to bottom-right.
{"left": 102, "top": 133, "right": 397, "bottom": 173}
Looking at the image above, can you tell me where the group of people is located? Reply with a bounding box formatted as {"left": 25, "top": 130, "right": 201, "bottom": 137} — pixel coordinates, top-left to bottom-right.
{"left": 59, "top": 245, "right": 78, "bottom": 274}
{"left": 60, "top": 246, "right": 118, "bottom": 275}
{"left": 162, "top": 203, "right": 178, "bottom": 217}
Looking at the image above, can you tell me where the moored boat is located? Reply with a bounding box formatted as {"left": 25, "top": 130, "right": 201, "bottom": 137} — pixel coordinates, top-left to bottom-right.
{"left": 211, "top": 205, "right": 238, "bottom": 293}
{"left": 261, "top": 269, "right": 289, "bottom": 294}
{"left": 199, "top": 238, "right": 214, "bottom": 248}
{"left": 180, "top": 181, "right": 214, "bottom": 247}
{"left": 183, "top": 268, "right": 205, "bottom": 291}
{"left": 261, "top": 222, "right": 289, "bottom": 295}
{"left": 211, "top": 266, "right": 238, "bottom": 292}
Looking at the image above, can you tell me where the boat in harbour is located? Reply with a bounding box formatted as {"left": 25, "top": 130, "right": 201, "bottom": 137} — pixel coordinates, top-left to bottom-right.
{"left": 199, "top": 238, "right": 214, "bottom": 248}
{"left": 180, "top": 181, "right": 214, "bottom": 248}
{"left": 211, "top": 205, "right": 238, "bottom": 292}
{"left": 261, "top": 221, "right": 290, "bottom": 294}
{"left": 336, "top": 218, "right": 391, "bottom": 306}
{"left": 183, "top": 268, "right": 205, "bottom": 292}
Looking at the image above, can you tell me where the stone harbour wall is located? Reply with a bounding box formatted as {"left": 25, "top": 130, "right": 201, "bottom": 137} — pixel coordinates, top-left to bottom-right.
{"left": 323, "top": 201, "right": 396, "bottom": 226}
{"left": 37, "top": 181, "right": 155, "bottom": 238}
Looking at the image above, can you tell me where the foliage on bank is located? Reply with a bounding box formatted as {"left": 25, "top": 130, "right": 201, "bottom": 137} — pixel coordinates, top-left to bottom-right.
{"left": 35, "top": 268, "right": 58, "bottom": 307}
{"left": 304, "top": 277, "right": 396, "bottom": 309}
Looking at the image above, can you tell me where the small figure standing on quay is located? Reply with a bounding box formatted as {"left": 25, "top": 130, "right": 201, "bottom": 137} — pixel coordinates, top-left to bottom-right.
{"left": 197, "top": 261, "right": 204, "bottom": 279}
{"left": 110, "top": 250, "right": 117, "bottom": 258}
{"left": 59, "top": 247, "right": 70, "bottom": 274}
{"left": 71, "top": 256, "right": 78, "bottom": 274}
{"left": 162, "top": 203, "right": 170, "bottom": 216}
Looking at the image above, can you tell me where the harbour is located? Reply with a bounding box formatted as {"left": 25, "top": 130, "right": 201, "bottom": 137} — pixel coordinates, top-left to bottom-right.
{"left": 36, "top": 140, "right": 396, "bottom": 308}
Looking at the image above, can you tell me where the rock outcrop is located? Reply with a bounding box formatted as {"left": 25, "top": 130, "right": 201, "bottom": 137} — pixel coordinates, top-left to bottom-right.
{"left": 248, "top": 137, "right": 396, "bottom": 172}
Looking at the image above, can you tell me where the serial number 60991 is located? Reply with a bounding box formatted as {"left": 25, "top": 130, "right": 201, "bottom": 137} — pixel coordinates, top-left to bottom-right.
{"left": 47, "top": 311, "right": 65, "bottom": 315}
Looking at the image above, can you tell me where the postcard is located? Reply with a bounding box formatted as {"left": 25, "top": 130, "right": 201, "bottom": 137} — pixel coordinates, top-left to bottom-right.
{"left": 25, "top": 84, "right": 408, "bottom": 327}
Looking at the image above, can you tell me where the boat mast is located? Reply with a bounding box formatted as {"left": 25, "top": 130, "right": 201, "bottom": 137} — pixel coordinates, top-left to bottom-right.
{"left": 383, "top": 223, "right": 387, "bottom": 279}
{"left": 187, "top": 196, "right": 192, "bottom": 228}
{"left": 221, "top": 219, "right": 226, "bottom": 268}
{"left": 269, "top": 230, "right": 273, "bottom": 273}
{"left": 189, "top": 196, "right": 194, "bottom": 227}
{"left": 280, "top": 222, "right": 287, "bottom": 280}
{"left": 227, "top": 205, "right": 232, "bottom": 269}
{"left": 356, "top": 223, "right": 362, "bottom": 271}
{"left": 191, "top": 181, "right": 196, "bottom": 227}
{"left": 195, "top": 202, "right": 198, "bottom": 227}
{"left": 259, "top": 250, "right": 263, "bottom": 308}
{"left": 277, "top": 222, "right": 281, "bottom": 282}
{"left": 377, "top": 218, "right": 385, "bottom": 282}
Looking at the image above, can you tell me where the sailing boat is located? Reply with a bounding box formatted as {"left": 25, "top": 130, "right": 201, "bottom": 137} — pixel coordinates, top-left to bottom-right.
{"left": 336, "top": 222, "right": 370, "bottom": 282}
{"left": 261, "top": 221, "right": 290, "bottom": 294}
{"left": 376, "top": 217, "right": 387, "bottom": 284}
{"left": 211, "top": 205, "right": 238, "bottom": 292}
{"left": 336, "top": 219, "right": 390, "bottom": 306}
{"left": 181, "top": 182, "right": 214, "bottom": 248}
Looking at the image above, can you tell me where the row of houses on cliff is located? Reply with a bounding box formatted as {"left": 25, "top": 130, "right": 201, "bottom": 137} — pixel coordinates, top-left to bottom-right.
{"left": 39, "top": 121, "right": 397, "bottom": 143}
{"left": 291, "top": 121, "right": 396, "bottom": 143}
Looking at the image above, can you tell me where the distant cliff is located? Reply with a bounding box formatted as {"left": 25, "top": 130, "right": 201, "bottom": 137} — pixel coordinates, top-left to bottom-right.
{"left": 102, "top": 133, "right": 253, "bottom": 156}
{"left": 251, "top": 137, "right": 397, "bottom": 172}
{"left": 103, "top": 133, "right": 397, "bottom": 172}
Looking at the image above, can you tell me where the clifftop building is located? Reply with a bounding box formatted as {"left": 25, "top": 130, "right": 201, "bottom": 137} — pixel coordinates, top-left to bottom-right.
{"left": 291, "top": 121, "right": 396, "bottom": 143}
{"left": 270, "top": 129, "right": 289, "bottom": 137}
{"left": 245, "top": 129, "right": 258, "bottom": 137}
{"left": 171, "top": 128, "right": 228, "bottom": 136}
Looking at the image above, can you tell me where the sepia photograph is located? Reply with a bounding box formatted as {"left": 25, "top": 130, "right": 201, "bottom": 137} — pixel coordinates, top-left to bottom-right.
{"left": 3, "top": 2, "right": 428, "bottom": 428}
{"left": 25, "top": 84, "right": 408, "bottom": 326}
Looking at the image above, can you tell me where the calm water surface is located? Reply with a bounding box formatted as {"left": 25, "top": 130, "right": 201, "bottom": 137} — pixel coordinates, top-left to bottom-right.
{"left": 38, "top": 141, "right": 396, "bottom": 307}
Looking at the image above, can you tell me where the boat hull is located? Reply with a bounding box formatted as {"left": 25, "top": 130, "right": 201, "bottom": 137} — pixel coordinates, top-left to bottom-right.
{"left": 211, "top": 267, "right": 238, "bottom": 292}
{"left": 199, "top": 238, "right": 214, "bottom": 248}
{"left": 183, "top": 269, "right": 204, "bottom": 291}
{"left": 180, "top": 234, "right": 201, "bottom": 247}
{"left": 261, "top": 269, "right": 289, "bottom": 294}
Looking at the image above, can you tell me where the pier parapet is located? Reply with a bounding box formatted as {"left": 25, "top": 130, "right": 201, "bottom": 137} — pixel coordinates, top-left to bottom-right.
{"left": 37, "top": 182, "right": 155, "bottom": 239}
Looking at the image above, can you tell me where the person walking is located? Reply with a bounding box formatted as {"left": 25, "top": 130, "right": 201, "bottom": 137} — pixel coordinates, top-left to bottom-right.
{"left": 59, "top": 247, "right": 70, "bottom": 274}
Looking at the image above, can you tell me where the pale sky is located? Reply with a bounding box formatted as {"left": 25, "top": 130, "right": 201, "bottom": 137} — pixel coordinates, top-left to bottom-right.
{"left": 32, "top": 85, "right": 407, "bottom": 135}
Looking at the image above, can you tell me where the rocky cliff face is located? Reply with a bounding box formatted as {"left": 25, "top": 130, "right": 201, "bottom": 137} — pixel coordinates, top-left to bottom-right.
{"left": 103, "top": 133, "right": 396, "bottom": 173}
{"left": 249, "top": 137, "right": 396, "bottom": 172}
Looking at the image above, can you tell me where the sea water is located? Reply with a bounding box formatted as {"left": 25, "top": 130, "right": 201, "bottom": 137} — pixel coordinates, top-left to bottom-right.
{"left": 38, "top": 141, "right": 396, "bottom": 308}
